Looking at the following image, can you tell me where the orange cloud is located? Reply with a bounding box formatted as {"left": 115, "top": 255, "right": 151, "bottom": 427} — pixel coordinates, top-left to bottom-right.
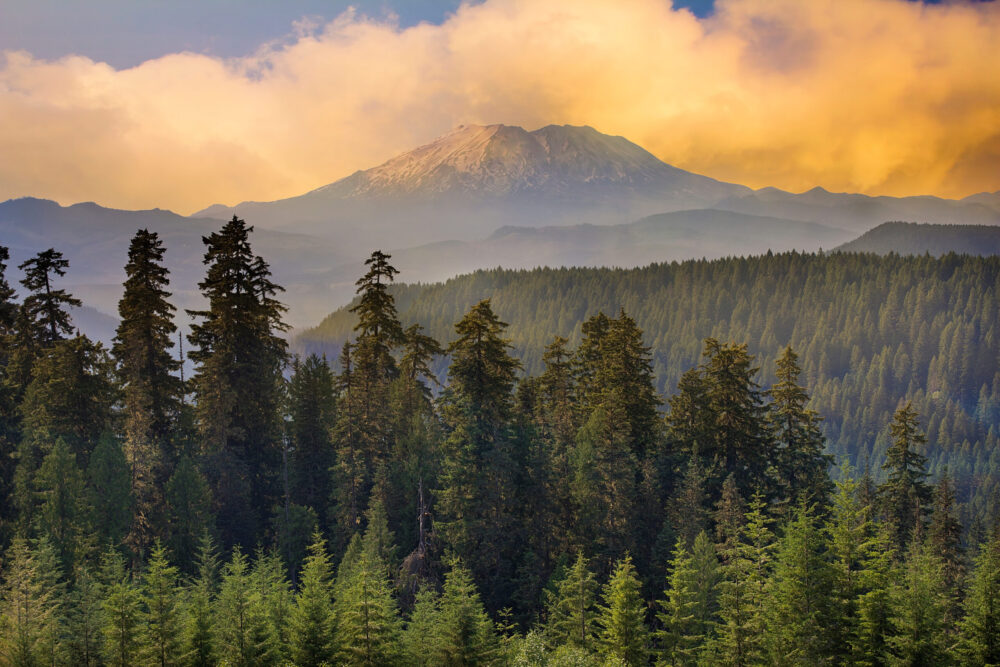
{"left": 1, "top": 0, "right": 997, "bottom": 214}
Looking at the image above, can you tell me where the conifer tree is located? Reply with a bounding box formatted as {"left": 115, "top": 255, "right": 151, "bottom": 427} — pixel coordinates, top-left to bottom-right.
{"left": 763, "top": 502, "right": 835, "bottom": 665}
{"left": 0, "top": 246, "right": 19, "bottom": 541}
{"left": 657, "top": 538, "right": 706, "bottom": 666}
{"left": 331, "top": 340, "right": 366, "bottom": 543}
{"left": 164, "top": 457, "right": 213, "bottom": 571}
{"left": 113, "top": 229, "right": 182, "bottom": 557}
{"left": 287, "top": 354, "right": 336, "bottom": 521}
{"left": 18, "top": 248, "right": 80, "bottom": 344}
{"left": 187, "top": 216, "right": 287, "bottom": 548}
{"left": 437, "top": 299, "right": 520, "bottom": 608}
{"left": 853, "top": 525, "right": 897, "bottom": 667}
{"left": 66, "top": 566, "right": 103, "bottom": 667}
{"left": 435, "top": 560, "right": 499, "bottom": 665}
{"left": 289, "top": 532, "right": 335, "bottom": 666}
{"left": 87, "top": 433, "right": 132, "bottom": 551}
{"left": 886, "top": 542, "right": 950, "bottom": 666}
{"left": 100, "top": 547, "right": 143, "bottom": 667}
{"left": 253, "top": 550, "right": 292, "bottom": 664}
{"left": 878, "top": 403, "right": 932, "bottom": 554}
{"left": 596, "top": 554, "right": 648, "bottom": 666}
{"left": 956, "top": 531, "right": 1000, "bottom": 666}
{"left": 0, "top": 538, "right": 63, "bottom": 666}
{"left": 766, "top": 345, "right": 832, "bottom": 508}
{"left": 213, "top": 548, "right": 272, "bottom": 666}
{"left": 333, "top": 547, "right": 402, "bottom": 665}
{"left": 545, "top": 552, "right": 598, "bottom": 651}
{"left": 141, "top": 540, "right": 183, "bottom": 667}
{"left": 183, "top": 532, "right": 219, "bottom": 667}
{"left": 711, "top": 494, "right": 773, "bottom": 667}
{"left": 400, "top": 588, "right": 441, "bottom": 666}
{"left": 34, "top": 437, "right": 90, "bottom": 572}
{"left": 927, "top": 471, "right": 964, "bottom": 608}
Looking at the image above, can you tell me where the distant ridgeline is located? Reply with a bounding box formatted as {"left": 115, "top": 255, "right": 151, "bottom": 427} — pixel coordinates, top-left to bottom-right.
{"left": 836, "top": 221, "right": 1000, "bottom": 256}
{"left": 298, "top": 251, "right": 1000, "bottom": 518}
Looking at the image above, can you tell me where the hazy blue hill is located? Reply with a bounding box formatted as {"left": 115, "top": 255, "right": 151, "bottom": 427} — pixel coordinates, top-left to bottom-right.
{"left": 835, "top": 221, "right": 1000, "bottom": 256}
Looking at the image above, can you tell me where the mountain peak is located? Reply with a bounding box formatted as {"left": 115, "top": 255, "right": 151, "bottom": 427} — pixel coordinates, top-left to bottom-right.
{"left": 310, "top": 123, "right": 694, "bottom": 199}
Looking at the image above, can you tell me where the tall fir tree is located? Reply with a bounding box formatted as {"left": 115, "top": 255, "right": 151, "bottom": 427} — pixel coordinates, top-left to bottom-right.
{"left": 596, "top": 554, "right": 649, "bottom": 666}
{"left": 141, "top": 540, "right": 184, "bottom": 667}
{"left": 766, "top": 345, "right": 832, "bottom": 509}
{"left": 18, "top": 248, "right": 80, "bottom": 344}
{"left": 289, "top": 532, "right": 335, "bottom": 667}
{"left": 286, "top": 354, "right": 336, "bottom": 522}
{"left": 113, "top": 229, "right": 182, "bottom": 558}
{"left": 878, "top": 403, "right": 932, "bottom": 554}
{"left": 187, "top": 216, "right": 287, "bottom": 548}
{"left": 657, "top": 537, "right": 709, "bottom": 666}
{"left": 956, "top": 531, "right": 1000, "bottom": 666}
{"left": 544, "top": 551, "right": 599, "bottom": 651}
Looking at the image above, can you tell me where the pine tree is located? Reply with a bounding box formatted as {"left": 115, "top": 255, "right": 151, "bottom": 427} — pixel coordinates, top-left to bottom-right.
{"left": 34, "top": 437, "right": 91, "bottom": 573}
{"left": 141, "top": 540, "right": 183, "bottom": 667}
{"left": 87, "top": 433, "right": 132, "bottom": 551}
{"left": 164, "top": 457, "right": 213, "bottom": 571}
{"left": 956, "top": 532, "right": 1000, "bottom": 666}
{"left": 437, "top": 299, "right": 520, "bottom": 609}
{"left": 886, "top": 541, "right": 949, "bottom": 666}
{"left": 545, "top": 552, "right": 598, "bottom": 651}
{"left": 878, "top": 403, "right": 932, "bottom": 554}
{"left": 18, "top": 248, "right": 81, "bottom": 344}
{"left": 287, "top": 354, "right": 336, "bottom": 521}
{"left": 289, "top": 532, "right": 335, "bottom": 666}
{"left": 763, "top": 502, "right": 835, "bottom": 665}
{"left": 596, "top": 554, "right": 648, "bottom": 666}
{"left": 435, "top": 561, "right": 499, "bottom": 666}
{"left": 213, "top": 548, "right": 272, "bottom": 666}
{"left": 187, "top": 216, "right": 287, "bottom": 548}
{"left": 711, "top": 494, "right": 773, "bottom": 667}
{"left": 766, "top": 345, "right": 832, "bottom": 508}
{"left": 657, "top": 538, "right": 707, "bottom": 666}
{"left": 0, "top": 538, "right": 63, "bottom": 666}
{"left": 183, "top": 532, "right": 219, "bottom": 667}
{"left": 113, "top": 229, "right": 182, "bottom": 557}
{"left": 100, "top": 547, "right": 143, "bottom": 667}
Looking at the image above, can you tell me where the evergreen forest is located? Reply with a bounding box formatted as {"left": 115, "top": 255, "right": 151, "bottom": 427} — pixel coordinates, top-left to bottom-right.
{"left": 0, "top": 218, "right": 999, "bottom": 666}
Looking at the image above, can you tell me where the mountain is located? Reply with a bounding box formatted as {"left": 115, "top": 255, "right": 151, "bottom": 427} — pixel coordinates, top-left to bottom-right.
{"left": 195, "top": 124, "right": 752, "bottom": 250}
{"left": 0, "top": 197, "right": 354, "bottom": 327}
{"left": 716, "top": 186, "right": 1000, "bottom": 233}
{"left": 836, "top": 221, "right": 1000, "bottom": 256}
{"left": 311, "top": 209, "right": 853, "bottom": 288}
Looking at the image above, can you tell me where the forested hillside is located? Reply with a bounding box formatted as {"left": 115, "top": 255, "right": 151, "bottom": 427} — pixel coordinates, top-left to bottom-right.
{"left": 2, "top": 223, "right": 1000, "bottom": 665}
{"left": 836, "top": 221, "right": 1000, "bottom": 256}
{"left": 300, "top": 252, "right": 1000, "bottom": 522}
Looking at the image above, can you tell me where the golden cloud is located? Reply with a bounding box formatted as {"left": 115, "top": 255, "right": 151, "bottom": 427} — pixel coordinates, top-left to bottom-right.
{"left": 1, "top": 0, "right": 997, "bottom": 214}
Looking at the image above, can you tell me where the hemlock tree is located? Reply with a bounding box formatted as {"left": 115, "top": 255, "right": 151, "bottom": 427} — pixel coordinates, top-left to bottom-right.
{"left": 957, "top": 532, "right": 1000, "bottom": 665}
{"left": 289, "top": 532, "right": 334, "bottom": 666}
{"left": 18, "top": 248, "right": 80, "bottom": 344}
{"left": 878, "top": 403, "right": 932, "bottom": 554}
{"left": 766, "top": 345, "right": 832, "bottom": 508}
{"left": 596, "top": 555, "right": 648, "bottom": 666}
{"left": 113, "top": 229, "right": 182, "bottom": 557}
{"left": 544, "top": 551, "right": 599, "bottom": 651}
{"left": 187, "top": 216, "right": 287, "bottom": 548}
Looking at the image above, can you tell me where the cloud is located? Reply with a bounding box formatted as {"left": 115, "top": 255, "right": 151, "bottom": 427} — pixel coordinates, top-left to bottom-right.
{"left": 1, "top": 0, "right": 997, "bottom": 213}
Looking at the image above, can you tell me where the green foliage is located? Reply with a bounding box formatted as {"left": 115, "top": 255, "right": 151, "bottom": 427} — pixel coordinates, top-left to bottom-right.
{"left": 957, "top": 532, "right": 1000, "bottom": 665}
{"left": 595, "top": 554, "right": 648, "bottom": 666}
{"left": 435, "top": 560, "right": 499, "bottom": 666}
{"left": 545, "top": 552, "right": 599, "bottom": 651}
{"left": 100, "top": 547, "right": 143, "bottom": 667}
{"left": 289, "top": 532, "right": 334, "bottom": 666}
{"left": 164, "top": 456, "right": 213, "bottom": 571}
{"left": 141, "top": 540, "right": 184, "bottom": 667}
{"left": 87, "top": 433, "right": 132, "bottom": 551}
{"left": 0, "top": 537, "right": 65, "bottom": 666}
{"left": 878, "top": 402, "right": 933, "bottom": 554}
{"left": 18, "top": 248, "right": 81, "bottom": 344}
{"left": 213, "top": 548, "right": 273, "bottom": 666}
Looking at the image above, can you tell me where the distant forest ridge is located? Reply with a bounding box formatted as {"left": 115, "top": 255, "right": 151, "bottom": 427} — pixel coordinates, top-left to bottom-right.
{"left": 298, "top": 251, "right": 1000, "bottom": 520}
{"left": 836, "top": 221, "right": 1000, "bottom": 256}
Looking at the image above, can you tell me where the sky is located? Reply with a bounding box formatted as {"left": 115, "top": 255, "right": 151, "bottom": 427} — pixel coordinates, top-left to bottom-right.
{"left": 0, "top": 0, "right": 997, "bottom": 214}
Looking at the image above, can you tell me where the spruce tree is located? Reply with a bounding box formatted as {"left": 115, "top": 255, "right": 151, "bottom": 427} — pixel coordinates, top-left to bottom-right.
{"left": 213, "top": 548, "right": 272, "bottom": 666}
{"left": 596, "top": 554, "right": 648, "bottom": 666}
{"left": 66, "top": 566, "right": 104, "bottom": 667}
{"left": 927, "top": 471, "right": 964, "bottom": 610}
{"left": 878, "top": 403, "right": 932, "bottom": 554}
{"left": 183, "top": 532, "right": 219, "bottom": 667}
{"left": 33, "top": 437, "right": 90, "bottom": 572}
{"left": 164, "top": 457, "right": 213, "bottom": 571}
{"left": 437, "top": 299, "right": 520, "bottom": 608}
{"left": 400, "top": 588, "right": 441, "bottom": 666}
{"left": 287, "top": 354, "right": 336, "bottom": 521}
{"left": 0, "top": 538, "right": 63, "bottom": 666}
{"left": 87, "top": 433, "right": 132, "bottom": 552}
{"left": 657, "top": 538, "right": 706, "bottom": 666}
{"left": 763, "top": 502, "right": 835, "bottom": 665}
{"left": 333, "top": 547, "right": 402, "bottom": 665}
{"left": 544, "top": 552, "right": 598, "bottom": 651}
{"left": 253, "top": 550, "right": 292, "bottom": 664}
{"left": 18, "top": 248, "right": 80, "bottom": 344}
{"left": 187, "top": 215, "right": 287, "bottom": 548}
{"left": 886, "top": 541, "right": 950, "bottom": 666}
{"left": 141, "top": 540, "right": 183, "bottom": 667}
{"left": 435, "top": 561, "right": 499, "bottom": 665}
{"left": 956, "top": 531, "right": 1000, "bottom": 666}
{"left": 766, "top": 345, "right": 832, "bottom": 508}
{"left": 113, "top": 228, "right": 182, "bottom": 557}
{"left": 100, "top": 547, "right": 143, "bottom": 667}
{"left": 289, "top": 532, "right": 335, "bottom": 666}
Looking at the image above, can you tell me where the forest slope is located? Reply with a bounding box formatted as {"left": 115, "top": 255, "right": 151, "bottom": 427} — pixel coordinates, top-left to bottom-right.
{"left": 298, "top": 252, "right": 1000, "bottom": 517}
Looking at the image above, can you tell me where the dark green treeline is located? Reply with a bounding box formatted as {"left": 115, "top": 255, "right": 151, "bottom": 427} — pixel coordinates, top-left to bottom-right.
{"left": 0, "top": 223, "right": 999, "bottom": 665}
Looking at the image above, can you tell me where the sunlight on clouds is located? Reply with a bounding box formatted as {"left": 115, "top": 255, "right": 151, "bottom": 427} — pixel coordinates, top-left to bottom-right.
{"left": 0, "top": 0, "right": 997, "bottom": 213}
